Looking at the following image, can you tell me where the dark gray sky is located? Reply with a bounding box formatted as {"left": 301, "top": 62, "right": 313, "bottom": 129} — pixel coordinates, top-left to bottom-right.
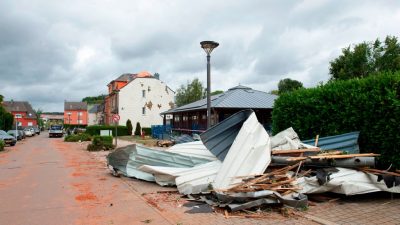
{"left": 1, "top": 0, "right": 399, "bottom": 111}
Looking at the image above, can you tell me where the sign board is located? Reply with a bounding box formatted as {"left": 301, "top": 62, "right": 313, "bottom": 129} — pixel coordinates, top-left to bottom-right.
{"left": 112, "top": 114, "right": 120, "bottom": 122}
{"left": 100, "top": 130, "right": 112, "bottom": 136}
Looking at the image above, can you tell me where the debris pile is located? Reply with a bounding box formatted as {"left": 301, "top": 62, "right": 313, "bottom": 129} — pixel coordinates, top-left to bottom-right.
{"left": 107, "top": 109, "right": 400, "bottom": 214}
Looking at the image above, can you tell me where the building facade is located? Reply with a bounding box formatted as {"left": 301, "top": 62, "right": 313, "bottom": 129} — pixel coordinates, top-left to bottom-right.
{"left": 161, "top": 85, "right": 278, "bottom": 134}
{"left": 64, "top": 102, "right": 88, "bottom": 126}
{"left": 3, "top": 101, "right": 37, "bottom": 127}
{"left": 105, "top": 71, "right": 175, "bottom": 128}
{"left": 87, "top": 104, "right": 103, "bottom": 125}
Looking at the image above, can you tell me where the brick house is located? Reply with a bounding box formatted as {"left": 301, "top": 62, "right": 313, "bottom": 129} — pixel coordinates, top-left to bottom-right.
{"left": 64, "top": 102, "right": 88, "bottom": 126}
{"left": 2, "top": 101, "right": 37, "bottom": 127}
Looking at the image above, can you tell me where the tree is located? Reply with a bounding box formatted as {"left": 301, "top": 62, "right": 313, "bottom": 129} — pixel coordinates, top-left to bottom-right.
{"left": 0, "top": 94, "right": 14, "bottom": 130}
{"left": 82, "top": 95, "right": 106, "bottom": 104}
{"left": 211, "top": 90, "right": 224, "bottom": 96}
{"left": 36, "top": 109, "right": 44, "bottom": 128}
{"left": 175, "top": 78, "right": 206, "bottom": 107}
{"left": 134, "top": 122, "right": 141, "bottom": 136}
{"left": 329, "top": 35, "right": 400, "bottom": 80}
{"left": 278, "top": 78, "right": 303, "bottom": 94}
{"left": 126, "top": 119, "right": 133, "bottom": 135}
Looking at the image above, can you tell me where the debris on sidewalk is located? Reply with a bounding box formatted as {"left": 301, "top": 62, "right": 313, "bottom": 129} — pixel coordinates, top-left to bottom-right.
{"left": 106, "top": 109, "right": 400, "bottom": 216}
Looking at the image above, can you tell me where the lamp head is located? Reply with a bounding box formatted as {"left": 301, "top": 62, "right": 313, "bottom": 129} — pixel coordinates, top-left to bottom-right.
{"left": 200, "top": 41, "right": 219, "bottom": 55}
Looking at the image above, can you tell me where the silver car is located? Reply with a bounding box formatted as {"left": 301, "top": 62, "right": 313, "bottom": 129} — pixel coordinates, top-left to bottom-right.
{"left": 23, "top": 128, "right": 33, "bottom": 137}
{"left": 0, "top": 130, "right": 17, "bottom": 146}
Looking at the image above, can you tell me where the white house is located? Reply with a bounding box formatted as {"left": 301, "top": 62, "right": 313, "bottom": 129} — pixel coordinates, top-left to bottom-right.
{"left": 116, "top": 72, "right": 175, "bottom": 128}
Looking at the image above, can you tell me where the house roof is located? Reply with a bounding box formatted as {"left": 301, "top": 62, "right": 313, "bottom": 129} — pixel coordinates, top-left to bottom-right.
{"left": 111, "top": 71, "right": 154, "bottom": 84}
{"left": 88, "top": 104, "right": 99, "bottom": 113}
{"left": 2, "top": 101, "right": 37, "bottom": 119}
{"left": 161, "top": 85, "right": 278, "bottom": 114}
{"left": 64, "top": 102, "right": 88, "bottom": 111}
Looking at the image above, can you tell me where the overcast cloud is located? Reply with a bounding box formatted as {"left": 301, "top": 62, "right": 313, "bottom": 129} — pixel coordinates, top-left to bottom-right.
{"left": 1, "top": 0, "right": 399, "bottom": 111}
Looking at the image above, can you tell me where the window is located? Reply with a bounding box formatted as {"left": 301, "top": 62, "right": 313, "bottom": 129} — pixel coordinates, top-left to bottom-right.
{"left": 28, "top": 122, "right": 33, "bottom": 126}
{"left": 78, "top": 120, "right": 83, "bottom": 124}
{"left": 174, "top": 115, "right": 180, "bottom": 122}
{"left": 142, "top": 90, "right": 146, "bottom": 98}
{"left": 78, "top": 112, "right": 83, "bottom": 116}
{"left": 142, "top": 107, "right": 146, "bottom": 115}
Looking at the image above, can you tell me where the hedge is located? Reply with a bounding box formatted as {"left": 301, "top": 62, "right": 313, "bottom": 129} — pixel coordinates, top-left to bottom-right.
{"left": 142, "top": 127, "right": 151, "bottom": 136}
{"left": 272, "top": 72, "right": 400, "bottom": 168}
{"left": 64, "top": 133, "right": 92, "bottom": 142}
{"left": 0, "top": 140, "right": 4, "bottom": 151}
{"left": 87, "top": 135, "right": 114, "bottom": 151}
{"left": 85, "top": 125, "right": 129, "bottom": 136}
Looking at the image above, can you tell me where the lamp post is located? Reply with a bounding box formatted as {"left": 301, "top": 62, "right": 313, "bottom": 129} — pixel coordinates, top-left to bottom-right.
{"left": 200, "top": 40, "right": 219, "bottom": 129}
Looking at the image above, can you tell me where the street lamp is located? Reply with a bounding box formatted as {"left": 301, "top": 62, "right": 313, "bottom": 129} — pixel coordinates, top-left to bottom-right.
{"left": 200, "top": 40, "right": 219, "bottom": 129}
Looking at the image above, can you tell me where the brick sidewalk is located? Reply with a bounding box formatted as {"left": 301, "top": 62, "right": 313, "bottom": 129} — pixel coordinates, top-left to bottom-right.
{"left": 89, "top": 148, "right": 400, "bottom": 225}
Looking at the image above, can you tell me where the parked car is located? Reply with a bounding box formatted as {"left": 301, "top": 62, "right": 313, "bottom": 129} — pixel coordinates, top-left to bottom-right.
{"left": 72, "top": 128, "right": 86, "bottom": 134}
{"left": 29, "top": 127, "right": 36, "bottom": 136}
{"left": 18, "top": 130, "right": 26, "bottom": 139}
{"left": 49, "top": 125, "right": 63, "bottom": 138}
{"left": 32, "top": 126, "right": 40, "bottom": 135}
{"left": 7, "top": 130, "right": 22, "bottom": 141}
{"left": 23, "top": 128, "right": 33, "bottom": 137}
{"left": 0, "top": 130, "right": 17, "bottom": 146}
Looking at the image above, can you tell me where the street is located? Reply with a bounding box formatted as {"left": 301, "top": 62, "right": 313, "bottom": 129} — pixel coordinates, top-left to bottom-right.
{"left": 0, "top": 133, "right": 170, "bottom": 225}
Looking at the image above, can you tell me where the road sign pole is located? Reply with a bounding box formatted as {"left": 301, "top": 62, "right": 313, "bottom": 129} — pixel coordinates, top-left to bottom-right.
{"left": 115, "top": 121, "right": 118, "bottom": 147}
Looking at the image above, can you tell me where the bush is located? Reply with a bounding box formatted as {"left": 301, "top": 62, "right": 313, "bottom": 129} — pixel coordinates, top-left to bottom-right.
{"left": 87, "top": 135, "right": 115, "bottom": 151}
{"left": 85, "top": 125, "right": 129, "bottom": 136}
{"left": 134, "top": 122, "right": 141, "bottom": 136}
{"left": 142, "top": 127, "right": 151, "bottom": 136}
{"left": 0, "top": 140, "right": 4, "bottom": 151}
{"left": 64, "top": 133, "right": 92, "bottom": 142}
{"left": 126, "top": 119, "right": 133, "bottom": 135}
{"left": 272, "top": 72, "right": 400, "bottom": 168}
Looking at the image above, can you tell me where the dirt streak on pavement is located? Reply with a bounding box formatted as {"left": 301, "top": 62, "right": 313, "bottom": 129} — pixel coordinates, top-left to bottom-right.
{"left": 0, "top": 132, "right": 171, "bottom": 225}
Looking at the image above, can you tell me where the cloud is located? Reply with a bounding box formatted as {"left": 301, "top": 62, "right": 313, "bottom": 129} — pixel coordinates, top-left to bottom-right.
{"left": 0, "top": 0, "right": 400, "bottom": 111}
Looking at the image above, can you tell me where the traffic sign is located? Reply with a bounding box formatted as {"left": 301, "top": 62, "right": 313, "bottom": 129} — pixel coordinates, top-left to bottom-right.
{"left": 112, "top": 114, "right": 120, "bottom": 122}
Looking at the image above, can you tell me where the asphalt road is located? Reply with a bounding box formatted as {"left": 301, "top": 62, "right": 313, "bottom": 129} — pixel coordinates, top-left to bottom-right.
{"left": 0, "top": 132, "right": 171, "bottom": 225}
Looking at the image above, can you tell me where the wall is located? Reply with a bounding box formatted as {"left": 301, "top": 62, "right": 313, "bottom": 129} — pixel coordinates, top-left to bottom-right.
{"left": 64, "top": 110, "right": 88, "bottom": 125}
{"left": 118, "top": 78, "right": 175, "bottom": 128}
{"left": 11, "top": 111, "right": 37, "bottom": 127}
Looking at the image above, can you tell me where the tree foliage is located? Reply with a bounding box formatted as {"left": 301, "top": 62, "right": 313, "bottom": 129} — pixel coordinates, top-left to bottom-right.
{"left": 278, "top": 78, "right": 303, "bottom": 94}
{"left": 0, "top": 94, "right": 14, "bottom": 130}
{"left": 126, "top": 119, "right": 133, "bottom": 135}
{"left": 211, "top": 90, "right": 224, "bottom": 96}
{"left": 82, "top": 95, "right": 106, "bottom": 104}
{"left": 272, "top": 72, "right": 400, "bottom": 168}
{"left": 330, "top": 35, "right": 400, "bottom": 80}
{"left": 134, "top": 122, "right": 141, "bottom": 136}
{"left": 175, "top": 78, "right": 206, "bottom": 107}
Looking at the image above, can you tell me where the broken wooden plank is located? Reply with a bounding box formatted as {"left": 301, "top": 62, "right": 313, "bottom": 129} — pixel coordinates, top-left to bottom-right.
{"left": 272, "top": 148, "right": 320, "bottom": 155}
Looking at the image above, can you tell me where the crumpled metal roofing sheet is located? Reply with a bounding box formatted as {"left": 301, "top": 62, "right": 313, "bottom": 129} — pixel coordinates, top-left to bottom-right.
{"left": 213, "top": 112, "right": 271, "bottom": 190}
{"left": 107, "top": 144, "right": 212, "bottom": 181}
{"left": 302, "top": 131, "right": 360, "bottom": 153}
{"left": 200, "top": 109, "right": 254, "bottom": 161}
{"left": 166, "top": 141, "right": 218, "bottom": 161}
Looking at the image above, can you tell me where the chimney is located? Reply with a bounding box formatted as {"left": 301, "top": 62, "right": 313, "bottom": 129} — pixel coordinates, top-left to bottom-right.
{"left": 154, "top": 73, "right": 160, "bottom": 80}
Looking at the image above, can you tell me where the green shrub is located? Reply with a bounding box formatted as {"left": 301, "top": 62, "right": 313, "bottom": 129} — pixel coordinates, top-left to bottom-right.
{"left": 142, "top": 127, "right": 151, "bottom": 136}
{"left": 134, "top": 122, "right": 141, "bottom": 135}
{"left": 272, "top": 72, "right": 400, "bottom": 168}
{"left": 126, "top": 119, "right": 133, "bottom": 135}
{"left": 85, "top": 125, "right": 128, "bottom": 136}
{"left": 0, "top": 140, "right": 4, "bottom": 151}
{"left": 87, "top": 135, "right": 115, "bottom": 151}
{"left": 64, "top": 133, "right": 92, "bottom": 142}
